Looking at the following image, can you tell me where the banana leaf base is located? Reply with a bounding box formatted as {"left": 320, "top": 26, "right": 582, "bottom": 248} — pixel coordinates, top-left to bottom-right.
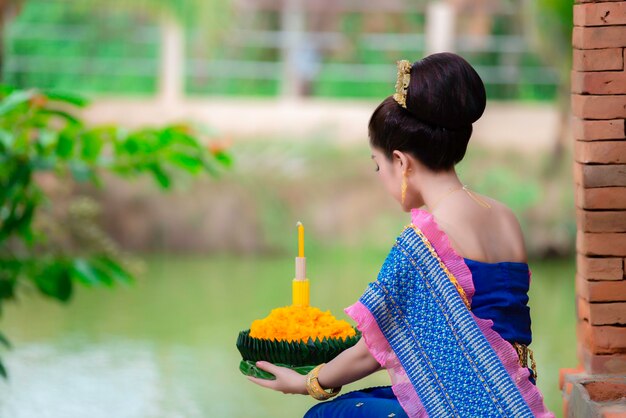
{"left": 236, "top": 329, "right": 361, "bottom": 380}
{"left": 239, "top": 360, "right": 314, "bottom": 380}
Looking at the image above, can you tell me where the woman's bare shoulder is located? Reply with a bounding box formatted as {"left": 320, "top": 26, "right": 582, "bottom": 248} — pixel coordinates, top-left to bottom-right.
{"left": 436, "top": 192, "right": 528, "bottom": 263}
{"left": 479, "top": 195, "right": 528, "bottom": 263}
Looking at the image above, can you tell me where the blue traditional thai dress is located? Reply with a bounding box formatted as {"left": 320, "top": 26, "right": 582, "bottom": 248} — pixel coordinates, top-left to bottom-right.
{"left": 305, "top": 209, "right": 553, "bottom": 418}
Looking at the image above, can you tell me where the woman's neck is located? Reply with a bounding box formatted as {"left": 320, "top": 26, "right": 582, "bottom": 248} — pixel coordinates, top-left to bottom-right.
{"left": 417, "top": 170, "right": 463, "bottom": 213}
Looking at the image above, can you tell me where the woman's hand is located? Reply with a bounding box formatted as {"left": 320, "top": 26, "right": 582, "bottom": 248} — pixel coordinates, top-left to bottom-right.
{"left": 247, "top": 361, "right": 308, "bottom": 395}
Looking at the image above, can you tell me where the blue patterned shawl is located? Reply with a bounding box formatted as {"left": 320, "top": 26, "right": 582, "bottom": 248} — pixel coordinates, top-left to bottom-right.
{"left": 345, "top": 209, "right": 553, "bottom": 417}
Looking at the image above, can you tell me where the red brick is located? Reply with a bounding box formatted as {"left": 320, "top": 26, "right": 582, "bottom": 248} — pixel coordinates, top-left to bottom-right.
{"left": 559, "top": 366, "right": 585, "bottom": 390}
{"left": 577, "top": 254, "right": 624, "bottom": 280}
{"left": 591, "top": 302, "right": 626, "bottom": 324}
{"left": 573, "top": 48, "right": 625, "bottom": 72}
{"left": 578, "top": 298, "right": 626, "bottom": 325}
{"left": 572, "top": 71, "right": 626, "bottom": 95}
{"left": 574, "top": 163, "right": 626, "bottom": 187}
{"left": 576, "top": 0, "right": 623, "bottom": 3}
{"left": 577, "top": 273, "right": 587, "bottom": 297}
{"left": 578, "top": 318, "right": 592, "bottom": 348}
{"left": 572, "top": 118, "right": 625, "bottom": 140}
{"left": 577, "top": 209, "right": 626, "bottom": 232}
{"left": 573, "top": 26, "right": 626, "bottom": 49}
{"left": 577, "top": 273, "right": 626, "bottom": 301}
{"left": 572, "top": 95, "right": 626, "bottom": 119}
{"left": 574, "top": 2, "right": 626, "bottom": 26}
{"left": 574, "top": 162, "right": 583, "bottom": 185}
{"left": 577, "top": 231, "right": 626, "bottom": 256}
{"left": 576, "top": 186, "right": 626, "bottom": 209}
{"left": 580, "top": 343, "right": 626, "bottom": 374}
{"left": 575, "top": 141, "right": 626, "bottom": 163}
{"left": 578, "top": 296, "right": 591, "bottom": 321}
{"left": 578, "top": 319, "right": 600, "bottom": 352}
{"left": 584, "top": 325, "right": 626, "bottom": 355}
{"left": 593, "top": 325, "right": 626, "bottom": 352}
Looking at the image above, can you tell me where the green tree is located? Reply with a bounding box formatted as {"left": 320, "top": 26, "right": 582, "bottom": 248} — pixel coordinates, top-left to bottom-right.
{"left": 0, "top": 85, "right": 231, "bottom": 376}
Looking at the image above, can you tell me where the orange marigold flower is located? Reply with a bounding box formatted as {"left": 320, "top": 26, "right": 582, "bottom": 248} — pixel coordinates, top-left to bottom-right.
{"left": 249, "top": 305, "right": 356, "bottom": 342}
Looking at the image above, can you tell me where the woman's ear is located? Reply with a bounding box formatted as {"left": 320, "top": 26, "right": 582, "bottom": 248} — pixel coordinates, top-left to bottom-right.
{"left": 391, "top": 150, "right": 411, "bottom": 173}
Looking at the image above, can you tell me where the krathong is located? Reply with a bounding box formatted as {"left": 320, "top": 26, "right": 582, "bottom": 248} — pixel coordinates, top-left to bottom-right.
{"left": 237, "top": 222, "right": 360, "bottom": 380}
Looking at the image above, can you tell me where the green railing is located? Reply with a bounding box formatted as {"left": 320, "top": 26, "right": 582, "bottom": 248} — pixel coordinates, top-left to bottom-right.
{"left": 3, "top": 0, "right": 560, "bottom": 100}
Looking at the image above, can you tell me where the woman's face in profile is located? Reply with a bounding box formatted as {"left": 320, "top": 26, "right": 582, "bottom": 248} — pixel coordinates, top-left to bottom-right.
{"left": 370, "top": 146, "right": 425, "bottom": 212}
{"left": 371, "top": 147, "right": 402, "bottom": 205}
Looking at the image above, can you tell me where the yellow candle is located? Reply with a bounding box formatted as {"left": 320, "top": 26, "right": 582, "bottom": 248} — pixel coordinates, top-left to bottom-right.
{"left": 293, "top": 221, "right": 309, "bottom": 306}
{"left": 297, "top": 221, "right": 304, "bottom": 258}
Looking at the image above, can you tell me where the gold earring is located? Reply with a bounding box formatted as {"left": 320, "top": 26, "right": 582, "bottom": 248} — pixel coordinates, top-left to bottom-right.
{"left": 401, "top": 171, "right": 408, "bottom": 205}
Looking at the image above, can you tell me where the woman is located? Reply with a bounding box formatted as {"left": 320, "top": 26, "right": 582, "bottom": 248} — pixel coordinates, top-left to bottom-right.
{"left": 248, "top": 52, "right": 553, "bottom": 417}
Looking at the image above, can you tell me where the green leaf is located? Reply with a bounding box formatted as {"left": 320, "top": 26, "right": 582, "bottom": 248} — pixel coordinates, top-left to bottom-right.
{"left": 167, "top": 130, "right": 202, "bottom": 150}
{"left": 71, "top": 258, "right": 113, "bottom": 287}
{"left": 55, "top": 132, "right": 74, "bottom": 159}
{"left": 213, "top": 150, "right": 233, "bottom": 168}
{"left": 42, "top": 90, "right": 88, "bottom": 107}
{"left": 39, "top": 108, "right": 81, "bottom": 125}
{"left": 0, "top": 84, "right": 16, "bottom": 97}
{"left": 148, "top": 164, "right": 171, "bottom": 189}
{"left": 15, "top": 201, "right": 36, "bottom": 243}
{"left": 34, "top": 263, "right": 73, "bottom": 302}
{"left": 98, "top": 257, "right": 133, "bottom": 285}
{"left": 81, "top": 133, "right": 104, "bottom": 162}
{"left": 156, "top": 128, "right": 175, "bottom": 147}
{"left": 239, "top": 360, "right": 312, "bottom": 380}
{"left": 88, "top": 125, "right": 118, "bottom": 139}
{"left": 168, "top": 153, "right": 203, "bottom": 173}
{"left": 0, "top": 279, "right": 15, "bottom": 300}
{"left": 0, "top": 162, "right": 31, "bottom": 205}
{"left": 0, "top": 199, "right": 36, "bottom": 244}
{"left": 0, "top": 90, "right": 35, "bottom": 116}
{"left": 121, "top": 137, "right": 141, "bottom": 155}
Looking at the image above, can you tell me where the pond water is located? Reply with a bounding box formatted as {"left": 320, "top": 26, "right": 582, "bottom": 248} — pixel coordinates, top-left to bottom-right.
{"left": 0, "top": 249, "right": 575, "bottom": 417}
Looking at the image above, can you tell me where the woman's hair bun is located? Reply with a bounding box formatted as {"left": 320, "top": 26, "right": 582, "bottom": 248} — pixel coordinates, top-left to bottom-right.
{"left": 405, "top": 52, "right": 486, "bottom": 130}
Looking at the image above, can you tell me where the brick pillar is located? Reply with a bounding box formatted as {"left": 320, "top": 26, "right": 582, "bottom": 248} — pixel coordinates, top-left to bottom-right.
{"left": 563, "top": 1, "right": 626, "bottom": 417}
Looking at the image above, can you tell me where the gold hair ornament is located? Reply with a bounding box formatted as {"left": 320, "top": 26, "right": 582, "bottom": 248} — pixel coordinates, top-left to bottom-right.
{"left": 393, "top": 60, "right": 412, "bottom": 109}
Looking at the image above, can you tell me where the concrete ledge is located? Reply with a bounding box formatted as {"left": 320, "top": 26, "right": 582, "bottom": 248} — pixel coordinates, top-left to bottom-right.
{"left": 562, "top": 372, "right": 626, "bottom": 417}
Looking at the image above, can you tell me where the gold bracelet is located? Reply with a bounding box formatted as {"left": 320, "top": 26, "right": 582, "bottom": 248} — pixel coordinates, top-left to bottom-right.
{"left": 305, "top": 363, "right": 341, "bottom": 401}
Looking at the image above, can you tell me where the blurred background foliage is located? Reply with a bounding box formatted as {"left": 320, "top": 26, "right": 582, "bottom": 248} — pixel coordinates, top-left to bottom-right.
{"left": 1, "top": 0, "right": 570, "bottom": 101}
{"left": 0, "top": 85, "right": 231, "bottom": 375}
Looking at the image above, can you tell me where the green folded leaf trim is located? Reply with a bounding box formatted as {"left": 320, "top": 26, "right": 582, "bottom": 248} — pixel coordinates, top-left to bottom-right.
{"left": 236, "top": 328, "right": 361, "bottom": 376}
